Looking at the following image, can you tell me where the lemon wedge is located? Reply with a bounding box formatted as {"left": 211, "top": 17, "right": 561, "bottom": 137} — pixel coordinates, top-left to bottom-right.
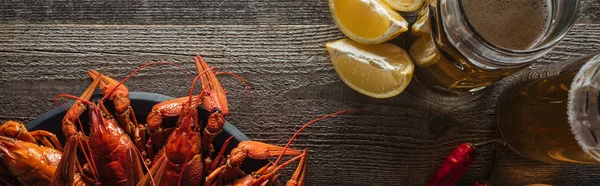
{"left": 409, "top": 7, "right": 440, "bottom": 67}
{"left": 329, "top": 0, "right": 409, "bottom": 44}
{"left": 383, "top": 0, "right": 425, "bottom": 12}
{"left": 326, "top": 38, "right": 414, "bottom": 98}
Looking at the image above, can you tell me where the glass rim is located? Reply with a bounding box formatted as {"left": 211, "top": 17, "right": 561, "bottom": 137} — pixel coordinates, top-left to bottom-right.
{"left": 439, "top": 0, "right": 581, "bottom": 68}
{"left": 457, "top": 0, "right": 581, "bottom": 55}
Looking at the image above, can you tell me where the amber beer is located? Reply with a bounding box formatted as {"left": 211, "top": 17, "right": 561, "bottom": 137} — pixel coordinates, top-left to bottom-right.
{"left": 409, "top": 0, "right": 579, "bottom": 94}
{"left": 497, "top": 53, "right": 600, "bottom": 164}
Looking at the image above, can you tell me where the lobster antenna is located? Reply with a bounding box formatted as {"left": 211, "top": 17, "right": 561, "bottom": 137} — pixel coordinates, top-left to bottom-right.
{"left": 173, "top": 66, "right": 215, "bottom": 131}
{"left": 52, "top": 94, "right": 95, "bottom": 108}
{"left": 195, "top": 56, "right": 253, "bottom": 102}
{"left": 216, "top": 71, "right": 253, "bottom": 98}
{"left": 173, "top": 66, "right": 215, "bottom": 128}
{"left": 273, "top": 108, "right": 358, "bottom": 166}
{"left": 100, "top": 62, "right": 188, "bottom": 103}
{"left": 134, "top": 146, "right": 156, "bottom": 186}
{"left": 77, "top": 136, "right": 101, "bottom": 182}
{"left": 177, "top": 149, "right": 195, "bottom": 186}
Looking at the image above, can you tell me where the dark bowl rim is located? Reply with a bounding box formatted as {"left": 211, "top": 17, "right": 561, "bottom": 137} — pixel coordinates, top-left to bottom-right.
{"left": 26, "top": 91, "right": 250, "bottom": 142}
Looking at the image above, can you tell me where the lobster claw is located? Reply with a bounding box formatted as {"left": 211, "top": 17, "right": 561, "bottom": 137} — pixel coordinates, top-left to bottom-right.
{"left": 195, "top": 56, "right": 229, "bottom": 115}
{"left": 51, "top": 135, "right": 79, "bottom": 186}
{"left": 62, "top": 76, "right": 100, "bottom": 139}
{"left": 229, "top": 141, "right": 303, "bottom": 167}
{"left": 88, "top": 70, "right": 130, "bottom": 113}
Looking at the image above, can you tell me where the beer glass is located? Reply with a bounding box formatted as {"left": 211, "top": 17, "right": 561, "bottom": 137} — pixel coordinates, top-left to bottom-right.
{"left": 409, "top": 0, "right": 579, "bottom": 95}
{"left": 497, "top": 52, "right": 600, "bottom": 164}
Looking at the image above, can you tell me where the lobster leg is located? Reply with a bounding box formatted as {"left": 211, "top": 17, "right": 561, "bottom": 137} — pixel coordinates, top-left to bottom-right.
{"left": 228, "top": 163, "right": 272, "bottom": 186}
{"left": 128, "top": 107, "right": 152, "bottom": 162}
{"left": 0, "top": 121, "right": 63, "bottom": 151}
{"left": 87, "top": 70, "right": 137, "bottom": 138}
{"left": 229, "top": 141, "right": 303, "bottom": 167}
{"left": 254, "top": 152, "right": 306, "bottom": 186}
{"left": 231, "top": 152, "right": 306, "bottom": 186}
{"left": 51, "top": 134, "right": 97, "bottom": 186}
{"left": 146, "top": 127, "right": 175, "bottom": 162}
{"left": 204, "top": 141, "right": 303, "bottom": 186}
{"left": 62, "top": 75, "right": 101, "bottom": 139}
{"left": 204, "top": 164, "right": 245, "bottom": 186}
{"left": 51, "top": 135, "right": 79, "bottom": 186}
{"left": 29, "top": 130, "right": 63, "bottom": 151}
{"left": 136, "top": 155, "right": 167, "bottom": 186}
{"left": 134, "top": 124, "right": 150, "bottom": 163}
{"left": 125, "top": 146, "right": 144, "bottom": 186}
{"left": 209, "top": 136, "right": 234, "bottom": 172}
{"left": 286, "top": 150, "right": 308, "bottom": 186}
{"left": 202, "top": 112, "right": 225, "bottom": 157}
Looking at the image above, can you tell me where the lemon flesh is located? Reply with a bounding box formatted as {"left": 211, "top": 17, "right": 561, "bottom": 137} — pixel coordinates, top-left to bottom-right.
{"left": 326, "top": 38, "right": 414, "bottom": 98}
{"left": 329, "top": 0, "right": 409, "bottom": 44}
{"left": 383, "top": 0, "right": 425, "bottom": 12}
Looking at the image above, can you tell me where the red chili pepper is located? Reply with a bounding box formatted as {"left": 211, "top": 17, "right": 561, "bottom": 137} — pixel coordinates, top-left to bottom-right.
{"left": 428, "top": 143, "right": 476, "bottom": 186}
{"left": 428, "top": 140, "right": 501, "bottom": 186}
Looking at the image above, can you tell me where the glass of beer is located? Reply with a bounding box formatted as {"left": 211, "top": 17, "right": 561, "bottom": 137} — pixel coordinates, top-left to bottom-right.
{"left": 409, "top": 0, "right": 580, "bottom": 95}
{"left": 497, "top": 52, "right": 600, "bottom": 164}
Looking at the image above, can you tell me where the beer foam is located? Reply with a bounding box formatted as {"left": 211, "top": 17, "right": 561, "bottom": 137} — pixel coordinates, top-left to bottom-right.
{"left": 460, "top": 0, "right": 552, "bottom": 50}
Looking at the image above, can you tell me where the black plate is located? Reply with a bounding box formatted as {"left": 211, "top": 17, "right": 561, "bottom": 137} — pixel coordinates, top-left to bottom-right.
{"left": 26, "top": 92, "right": 264, "bottom": 174}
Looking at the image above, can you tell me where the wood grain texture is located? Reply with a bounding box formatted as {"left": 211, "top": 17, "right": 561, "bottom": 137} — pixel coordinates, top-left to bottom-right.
{"left": 0, "top": 0, "right": 333, "bottom": 25}
{"left": 2, "top": 0, "right": 600, "bottom": 185}
{"left": 1, "top": 0, "right": 598, "bottom": 25}
{"left": 1, "top": 23, "right": 600, "bottom": 185}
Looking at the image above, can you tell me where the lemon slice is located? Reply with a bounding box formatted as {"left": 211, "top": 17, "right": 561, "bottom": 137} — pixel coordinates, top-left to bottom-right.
{"left": 383, "top": 0, "right": 425, "bottom": 12}
{"left": 409, "top": 7, "right": 440, "bottom": 67}
{"left": 326, "top": 38, "right": 414, "bottom": 98}
{"left": 329, "top": 0, "right": 409, "bottom": 44}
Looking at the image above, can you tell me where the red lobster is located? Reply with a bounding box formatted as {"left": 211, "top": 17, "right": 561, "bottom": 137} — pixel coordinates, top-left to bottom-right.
{"left": 205, "top": 109, "right": 357, "bottom": 186}
{"left": 137, "top": 56, "right": 238, "bottom": 185}
{"left": 53, "top": 62, "right": 183, "bottom": 185}
{"left": 0, "top": 121, "right": 74, "bottom": 185}
{"left": 53, "top": 76, "right": 145, "bottom": 185}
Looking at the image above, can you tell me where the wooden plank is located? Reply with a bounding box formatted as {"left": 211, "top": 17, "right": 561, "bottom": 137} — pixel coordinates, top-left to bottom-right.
{"left": 1, "top": 0, "right": 598, "bottom": 25}
{"left": 0, "top": 0, "right": 333, "bottom": 25}
{"left": 580, "top": 0, "right": 600, "bottom": 23}
{"left": 1, "top": 24, "right": 600, "bottom": 185}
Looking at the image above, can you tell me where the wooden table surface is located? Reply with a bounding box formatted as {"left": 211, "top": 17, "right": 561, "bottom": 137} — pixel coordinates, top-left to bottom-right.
{"left": 1, "top": 1, "right": 600, "bottom": 185}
